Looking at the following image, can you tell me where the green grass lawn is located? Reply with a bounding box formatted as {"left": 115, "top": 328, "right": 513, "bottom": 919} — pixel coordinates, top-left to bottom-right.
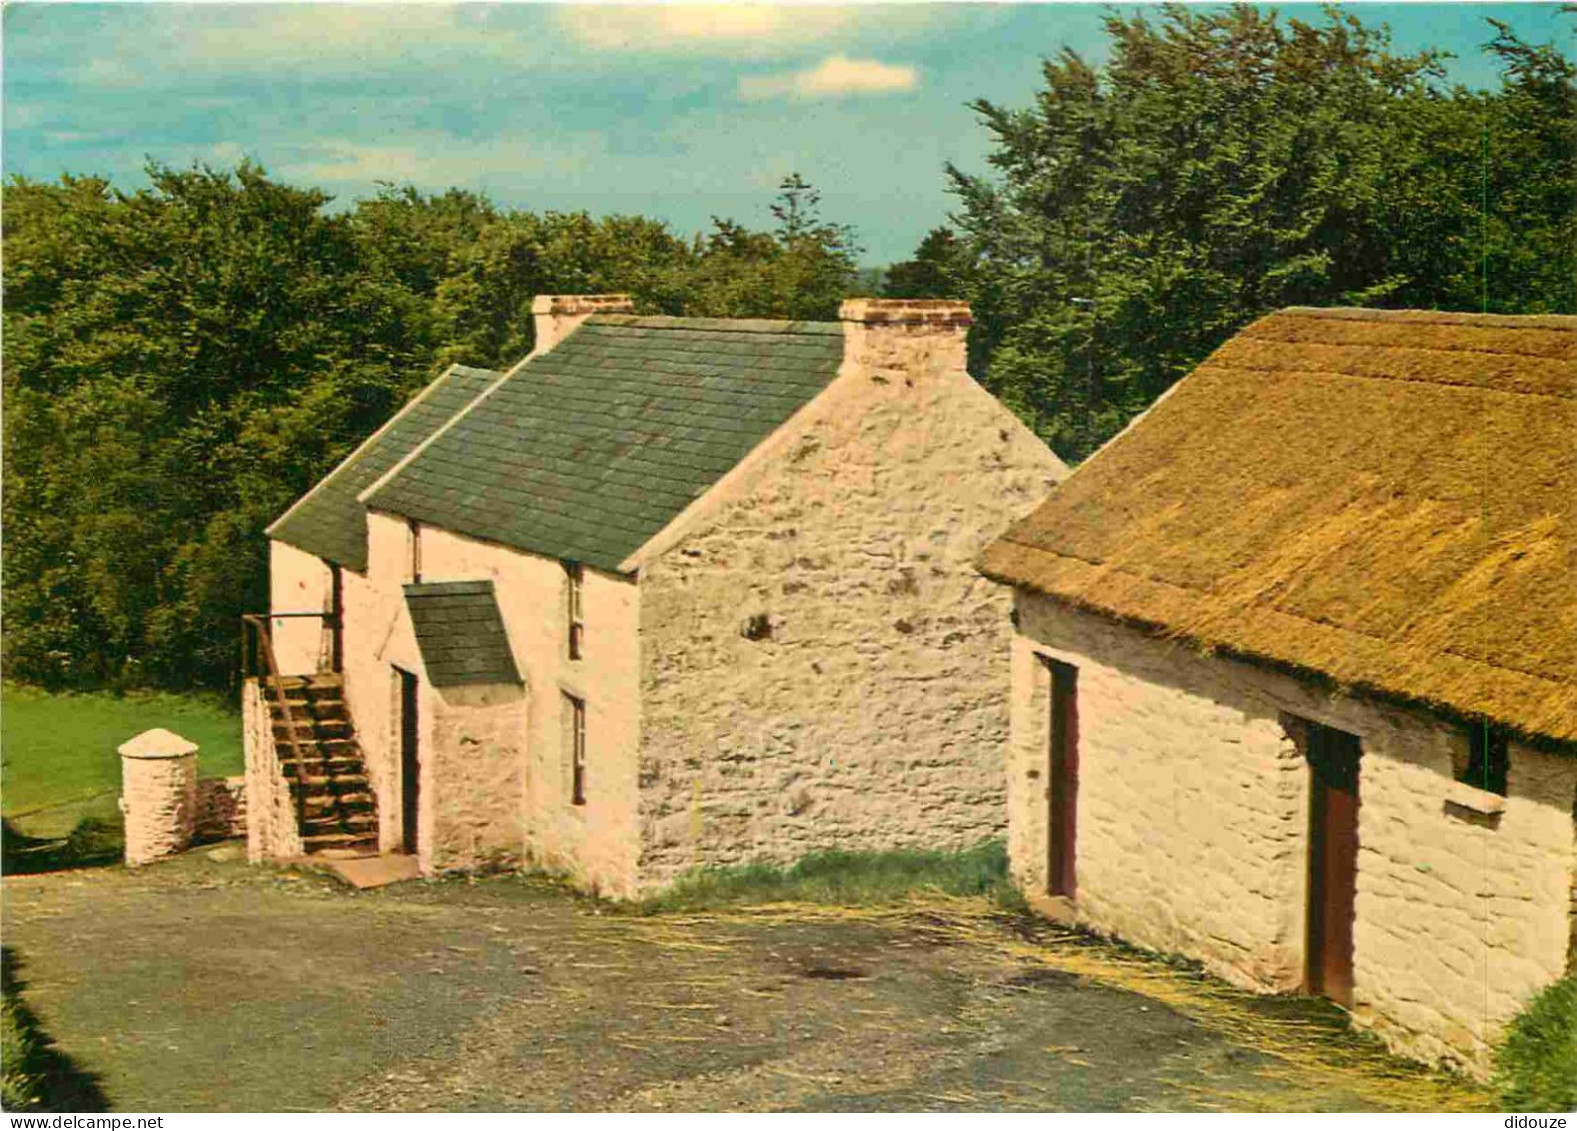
{"left": 1, "top": 686, "right": 241, "bottom": 837}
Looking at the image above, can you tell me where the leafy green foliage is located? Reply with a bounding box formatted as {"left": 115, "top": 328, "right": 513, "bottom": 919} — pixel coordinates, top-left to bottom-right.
{"left": 635, "top": 839, "right": 1023, "bottom": 913}
{"left": 943, "top": 4, "right": 1575, "bottom": 461}
{"left": 882, "top": 226, "right": 971, "bottom": 299}
{"left": 2, "top": 166, "right": 859, "bottom": 690}
{"left": 1493, "top": 973, "right": 1577, "bottom": 1112}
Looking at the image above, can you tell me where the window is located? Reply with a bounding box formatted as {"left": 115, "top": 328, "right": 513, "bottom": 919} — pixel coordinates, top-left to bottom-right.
{"left": 563, "top": 692, "right": 586, "bottom": 806}
{"left": 1459, "top": 724, "right": 1509, "bottom": 797}
{"left": 565, "top": 561, "right": 584, "bottom": 660}
{"left": 407, "top": 519, "right": 422, "bottom": 583}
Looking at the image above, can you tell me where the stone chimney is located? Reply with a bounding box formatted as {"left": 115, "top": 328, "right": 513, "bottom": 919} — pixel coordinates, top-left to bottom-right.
{"left": 531, "top": 294, "right": 636, "bottom": 354}
{"left": 838, "top": 298, "right": 973, "bottom": 384}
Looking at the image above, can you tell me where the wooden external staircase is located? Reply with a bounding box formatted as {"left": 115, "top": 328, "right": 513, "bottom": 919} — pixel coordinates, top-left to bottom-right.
{"left": 243, "top": 613, "right": 378, "bottom": 860}
{"left": 268, "top": 673, "right": 378, "bottom": 857}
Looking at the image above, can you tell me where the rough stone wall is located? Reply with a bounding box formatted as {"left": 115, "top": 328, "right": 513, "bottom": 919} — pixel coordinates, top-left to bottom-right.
{"left": 634, "top": 321, "right": 1064, "bottom": 889}
{"left": 345, "top": 512, "right": 642, "bottom": 891}
{"left": 120, "top": 751, "right": 197, "bottom": 866}
{"left": 194, "top": 776, "right": 246, "bottom": 842}
{"left": 1009, "top": 591, "right": 1577, "bottom": 1077}
{"left": 243, "top": 678, "right": 302, "bottom": 863}
{"left": 267, "top": 540, "right": 336, "bottom": 675}
{"left": 426, "top": 684, "right": 528, "bottom": 872}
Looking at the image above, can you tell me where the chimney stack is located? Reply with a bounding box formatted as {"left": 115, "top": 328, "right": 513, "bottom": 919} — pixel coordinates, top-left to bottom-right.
{"left": 838, "top": 298, "right": 972, "bottom": 383}
{"left": 531, "top": 294, "right": 636, "bottom": 354}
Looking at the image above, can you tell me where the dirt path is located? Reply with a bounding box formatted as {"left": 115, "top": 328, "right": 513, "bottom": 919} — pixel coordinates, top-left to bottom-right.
{"left": 2, "top": 849, "right": 1490, "bottom": 1112}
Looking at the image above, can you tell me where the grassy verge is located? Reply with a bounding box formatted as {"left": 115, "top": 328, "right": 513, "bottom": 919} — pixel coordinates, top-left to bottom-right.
{"left": 1, "top": 948, "right": 109, "bottom": 1112}
{"left": 1493, "top": 972, "right": 1576, "bottom": 1112}
{"left": 2, "top": 684, "right": 241, "bottom": 839}
{"left": 634, "top": 839, "right": 1025, "bottom": 914}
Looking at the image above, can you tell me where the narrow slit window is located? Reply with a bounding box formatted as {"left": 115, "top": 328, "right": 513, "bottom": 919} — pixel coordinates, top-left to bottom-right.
{"left": 564, "top": 692, "right": 586, "bottom": 806}
{"left": 407, "top": 519, "right": 422, "bottom": 583}
{"left": 565, "top": 561, "right": 584, "bottom": 660}
{"left": 1460, "top": 724, "right": 1509, "bottom": 797}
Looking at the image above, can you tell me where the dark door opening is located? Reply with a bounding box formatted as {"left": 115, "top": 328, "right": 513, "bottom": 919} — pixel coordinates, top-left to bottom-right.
{"left": 398, "top": 668, "right": 420, "bottom": 855}
{"left": 329, "top": 564, "right": 344, "bottom": 674}
{"left": 1045, "top": 657, "right": 1079, "bottom": 898}
{"left": 1304, "top": 720, "right": 1361, "bottom": 1007}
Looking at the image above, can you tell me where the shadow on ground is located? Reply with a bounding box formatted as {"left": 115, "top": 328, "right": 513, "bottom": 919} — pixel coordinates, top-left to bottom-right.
{"left": 2, "top": 947, "right": 111, "bottom": 1112}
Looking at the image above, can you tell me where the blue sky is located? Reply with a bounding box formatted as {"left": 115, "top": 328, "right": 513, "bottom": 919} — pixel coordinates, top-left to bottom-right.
{"left": 4, "top": 2, "right": 1571, "bottom": 264}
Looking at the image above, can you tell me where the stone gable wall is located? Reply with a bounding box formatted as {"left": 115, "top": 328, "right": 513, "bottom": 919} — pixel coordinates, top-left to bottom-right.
{"left": 634, "top": 324, "right": 1065, "bottom": 888}
{"left": 1009, "top": 591, "right": 1577, "bottom": 1077}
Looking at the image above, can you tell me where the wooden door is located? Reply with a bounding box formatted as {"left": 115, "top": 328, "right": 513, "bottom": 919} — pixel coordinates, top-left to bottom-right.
{"left": 1305, "top": 722, "right": 1361, "bottom": 1007}
{"left": 329, "top": 564, "right": 344, "bottom": 674}
{"left": 398, "top": 668, "right": 420, "bottom": 855}
{"left": 1046, "top": 658, "right": 1079, "bottom": 898}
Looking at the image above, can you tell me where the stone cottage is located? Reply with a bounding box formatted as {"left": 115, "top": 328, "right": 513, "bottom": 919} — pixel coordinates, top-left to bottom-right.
{"left": 247, "top": 295, "right": 1066, "bottom": 896}
{"left": 978, "top": 306, "right": 1577, "bottom": 1075}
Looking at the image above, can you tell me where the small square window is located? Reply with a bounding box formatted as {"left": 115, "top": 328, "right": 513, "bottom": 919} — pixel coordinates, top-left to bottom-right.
{"left": 563, "top": 692, "right": 586, "bottom": 806}
{"left": 1459, "top": 724, "right": 1509, "bottom": 797}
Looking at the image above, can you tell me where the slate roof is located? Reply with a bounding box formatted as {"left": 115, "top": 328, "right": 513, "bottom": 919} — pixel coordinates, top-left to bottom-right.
{"left": 403, "top": 580, "right": 522, "bottom": 687}
{"left": 979, "top": 307, "right": 1577, "bottom": 744}
{"left": 363, "top": 315, "right": 845, "bottom": 572}
{"left": 267, "top": 365, "right": 500, "bottom": 572}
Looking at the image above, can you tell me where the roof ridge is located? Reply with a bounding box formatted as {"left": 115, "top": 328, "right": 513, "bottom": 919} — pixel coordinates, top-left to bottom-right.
{"left": 1273, "top": 306, "right": 1577, "bottom": 331}
{"left": 585, "top": 314, "right": 842, "bottom": 336}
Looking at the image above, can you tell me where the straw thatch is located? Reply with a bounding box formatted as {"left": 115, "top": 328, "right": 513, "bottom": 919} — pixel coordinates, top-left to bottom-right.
{"left": 979, "top": 307, "right": 1577, "bottom": 744}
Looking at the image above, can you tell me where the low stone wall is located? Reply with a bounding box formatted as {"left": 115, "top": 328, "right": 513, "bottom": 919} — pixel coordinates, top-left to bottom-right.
{"left": 195, "top": 776, "right": 246, "bottom": 842}
{"left": 242, "top": 678, "right": 302, "bottom": 863}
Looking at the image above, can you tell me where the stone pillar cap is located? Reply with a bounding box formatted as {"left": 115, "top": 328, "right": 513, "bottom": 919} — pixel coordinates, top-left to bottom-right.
{"left": 838, "top": 298, "right": 972, "bottom": 327}
{"left": 118, "top": 728, "right": 200, "bottom": 760}
{"left": 530, "top": 294, "right": 636, "bottom": 316}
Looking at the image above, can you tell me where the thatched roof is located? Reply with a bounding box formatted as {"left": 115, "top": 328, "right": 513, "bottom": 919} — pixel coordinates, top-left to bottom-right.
{"left": 979, "top": 307, "right": 1577, "bottom": 744}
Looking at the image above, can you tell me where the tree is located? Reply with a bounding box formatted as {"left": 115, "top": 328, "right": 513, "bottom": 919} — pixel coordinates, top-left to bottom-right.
{"left": 882, "top": 226, "right": 970, "bottom": 298}
{"left": 938, "top": 3, "right": 1573, "bottom": 462}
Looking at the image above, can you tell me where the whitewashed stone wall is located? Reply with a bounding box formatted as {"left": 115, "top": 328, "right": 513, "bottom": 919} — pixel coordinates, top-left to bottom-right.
{"left": 1009, "top": 591, "right": 1577, "bottom": 1077}
{"left": 267, "top": 540, "right": 336, "bottom": 675}
{"left": 634, "top": 310, "right": 1065, "bottom": 887}
{"left": 343, "top": 512, "right": 642, "bottom": 891}
{"left": 243, "top": 678, "right": 303, "bottom": 863}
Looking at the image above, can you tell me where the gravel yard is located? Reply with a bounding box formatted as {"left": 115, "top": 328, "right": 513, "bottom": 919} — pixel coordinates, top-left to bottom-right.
{"left": 2, "top": 848, "right": 1488, "bottom": 1112}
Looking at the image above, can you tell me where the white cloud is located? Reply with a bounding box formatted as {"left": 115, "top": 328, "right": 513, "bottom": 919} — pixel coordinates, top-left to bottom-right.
{"left": 738, "top": 55, "right": 918, "bottom": 100}
{"left": 555, "top": 4, "right": 857, "bottom": 56}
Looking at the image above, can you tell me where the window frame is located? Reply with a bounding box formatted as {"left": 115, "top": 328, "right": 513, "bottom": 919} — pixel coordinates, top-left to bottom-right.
{"left": 565, "top": 561, "right": 585, "bottom": 660}
{"left": 1459, "top": 723, "right": 1510, "bottom": 797}
{"left": 564, "top": 692, "right": 587, "bottom": 806}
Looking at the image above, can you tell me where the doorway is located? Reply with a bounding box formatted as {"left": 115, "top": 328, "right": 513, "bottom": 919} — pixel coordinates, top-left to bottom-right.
{"left": 1304, "top": 719, "right": 1361, "bottom": 1007}
{"left": 1044, "top": 657, "right": 1078, "bottom": 898}
{"left": 397, "top": 668, "right": 420, "bottom": 855}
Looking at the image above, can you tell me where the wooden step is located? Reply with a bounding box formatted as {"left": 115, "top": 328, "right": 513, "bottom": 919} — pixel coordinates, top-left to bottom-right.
{"left": 302, "top": 813, "right": 376, "bottom": 836}
{"left": 278, "top": 697, "right": 347, "bottom": 717}
{"left": 282, "top": 756, "right": 365, "bottom": 773}
{"left": 301, "top": 831, "right": 378, "bottom": 853}
{"left": 288, "top": 773, "right": 369, "bottom": 790}
{"left": 274, "top": 718, "right": 351, "bottom": 736}
{"left": 300, "top": 791, "right": 373, "bottom": 810}
{"left": 270, "top": 675, "right": 344, "bottom": 697}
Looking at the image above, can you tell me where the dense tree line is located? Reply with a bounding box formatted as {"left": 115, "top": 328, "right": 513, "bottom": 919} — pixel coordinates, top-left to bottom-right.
{"left": 2, "top": 168, "right": 859, "bottom": 689}
{"left": 886, "top": 5, "right": 1575, "bottom": 460}
{"left": 5, "top": 4, "right": 1572, "bottom": 692}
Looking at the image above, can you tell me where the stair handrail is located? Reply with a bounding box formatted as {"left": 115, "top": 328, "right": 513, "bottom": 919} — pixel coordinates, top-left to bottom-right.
{"left": 241, "top": 613, "right": 311, "bottom": 831}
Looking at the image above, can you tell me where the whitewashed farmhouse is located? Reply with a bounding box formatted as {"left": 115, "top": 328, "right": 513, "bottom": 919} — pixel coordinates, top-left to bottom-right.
{"left": 245, "top": 295, "right": 1066, "bottom": 897}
